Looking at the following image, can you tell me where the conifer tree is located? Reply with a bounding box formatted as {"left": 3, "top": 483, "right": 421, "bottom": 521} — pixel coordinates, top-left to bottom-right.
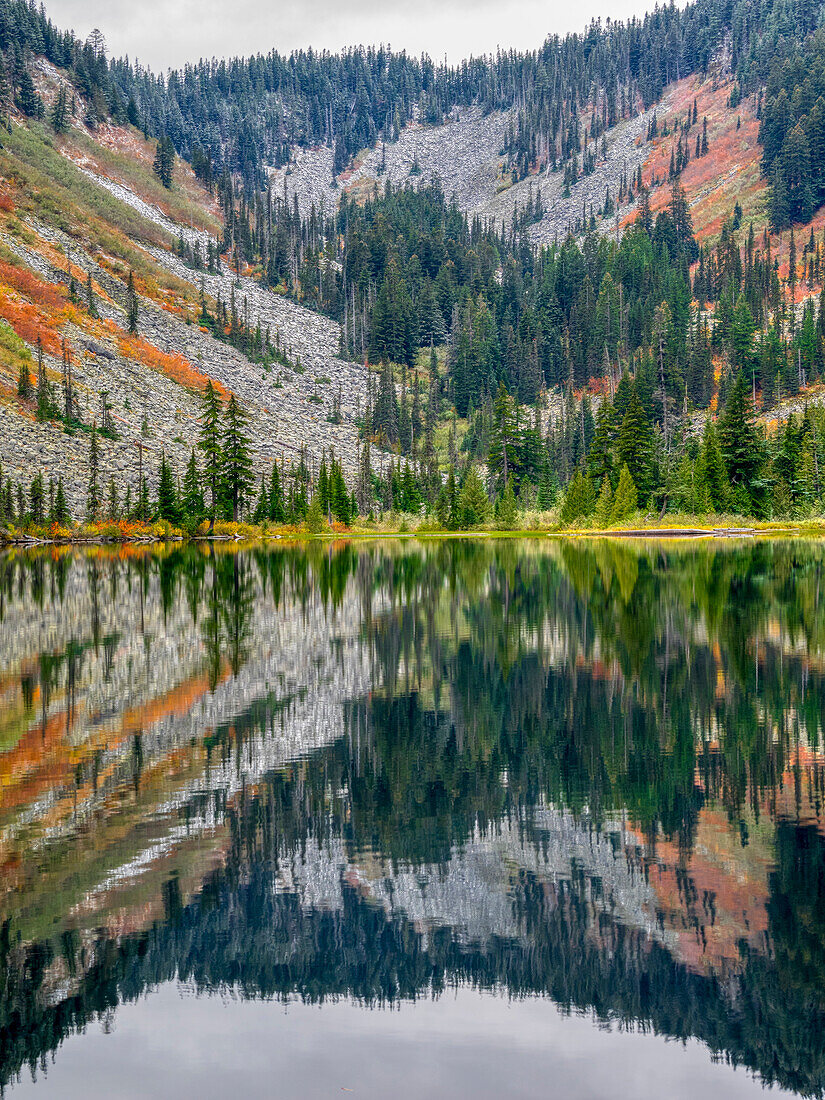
{"left": 617, "top": 386, "right": 653, "bottom": 502}
{"left": 50, "top": 85, "right": 67, "bottom": 132}
{"left": 719, "top": 371, "right": 761, "bottom": 493}
{"left": 253, "top": 475, "right": 270, "bottom": 524}
{"left": 560, "top": 469, "right": 595, "bottom": 525}
{"left": 29, "top": 472, "right": 44, "bottom": 524}
{"left": 16, "top": 68, "right": 42, "bottom": 118}
{"left": 587, "top": 402, "right": 615, "bottom": 487}
{"left": 126, "top": 270, "right": 139, "bottom": 334}
{"left": 494, "top": 476, "right": 517, "bottom": 529}
{"left": 609, "top": 464, "right": 638, "bottom": 523}
{"left": 17, "top": 360, "right": 32, "bottom": 400}
{"left": 702, "top": 422, "right": 729, "bottom": 512}
{"left": 198, "top": 382, "right": 223, "bottom": 527}
{"left": 86, "top": 426, "right": 100, "bottom": 522}
{"left": 156, "top": 453, "right": 179, "bottom": 523}
{"left": 489, "top": 382, "right": 521, "bottom": 494}
{"left": 305, "top": 492, "right": 326, "bottom": 533}
{"left": 459, "top": 467, "right": 490, "bottom": 528}
{"left": 153, "top": 133, "right": 176, "bottom": 189}
{"left": 221, "top": 393, "right": 254, "bottom": 521}
{"left": 107, "top": 477, "right": 119, "bottom": 520}
{"left": 181, "top": 449, "right": 204, "bottom": 522}
{"left": 594, "top": 475, "right": 614, "bottom": 527}
{"left": 53, "top": 476, "right": 70, "bottom": 524}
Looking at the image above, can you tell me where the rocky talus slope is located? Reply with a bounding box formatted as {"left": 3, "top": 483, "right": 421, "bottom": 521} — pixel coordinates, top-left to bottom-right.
{"left": 0, "top": 553, "right": 379, "bottom": 923}
{"left": 0, "top": 159, "right": 384, "bottom": 516}
{"left": 269, "top": 103, "right": 656, "bottom": 244}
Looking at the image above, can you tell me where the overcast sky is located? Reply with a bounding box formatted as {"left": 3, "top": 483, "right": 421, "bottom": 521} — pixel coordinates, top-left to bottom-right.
{"left": 43, "top": 0, "right": 658, "bottom": 71}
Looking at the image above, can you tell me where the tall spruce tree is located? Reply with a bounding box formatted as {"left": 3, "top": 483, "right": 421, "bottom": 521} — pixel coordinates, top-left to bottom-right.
{"left": 86, "top": 426, "right": 100, "bottom": 522}
{"left": 221, "top": 393, "right": 254, "bottom": 521}
{"left": 198, "top": 382, "right": 223, "bottom": 527}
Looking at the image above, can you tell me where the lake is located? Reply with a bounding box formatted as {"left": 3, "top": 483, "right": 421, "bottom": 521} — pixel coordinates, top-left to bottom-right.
{"left": 0, "top": 538, "right": 822, "bottom": 1098}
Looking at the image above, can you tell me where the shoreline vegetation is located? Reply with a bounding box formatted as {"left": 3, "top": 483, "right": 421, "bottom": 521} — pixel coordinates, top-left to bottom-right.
{"left": 3, "top": 512, "right": 825, "bottom": 548}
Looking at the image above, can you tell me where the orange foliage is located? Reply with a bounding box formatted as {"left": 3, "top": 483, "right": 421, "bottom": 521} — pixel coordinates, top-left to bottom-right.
{"left": 0, "top": 290, "right": 63, "bottom": 356}
{"left": 0, "top": 194, "right": 14, "bottom": 214}
{"left": 116, "top": 333, "right": 228, "bottom": 396}
{"left": 635, "top": 74, "right": 765, "bottom": 245}
{"left": 0, "top": 259, "right": 65, "bottom": 312}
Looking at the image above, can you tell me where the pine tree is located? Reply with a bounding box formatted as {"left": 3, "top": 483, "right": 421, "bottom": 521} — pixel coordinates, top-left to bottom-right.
{"left": 181, "top": 449, "right": 204, "bottom": 522}
{"left": 50, "top": 85, "right": 68, "bottom": 132}
{"left": 17, "top": 360, "right": 32, "bottom": 400}
{"left": 587, "top": 401, "right": 615, "bottom": 486}
{"left": 198, "top": 382, "right": 223, "bottom": 526}
{"left": 718, "top": 371, "right": 761, "bottom": 492}
{"left": 221, "top": 393, "right": 254, "bottom": 521}
{"left": 107, "top": 477, "right": 119, "bottom": 520}
{"left": 153, "top": 133, "right": 176, "bottom": 189}
{"left": 317, "top": 454, "right": 330, "bottom": 516}
{"left": 594, "top": 475, "right": 614, "bottom": 527}
{"left": 560, "top": 469, "right": 595, "bottom": 525}
{"left": 305, "top": 492, "right": 326, "bottom": 533}
{"left": 489, "top": 382, "right": 522, "bottom": 494}
{"left": 770, "top": 163, "right": 789, "bottom": 231}
{"left": 459, "top": 466, "right": 490, "bottom": 528}
{"left": 86, "top": 426, "right": 100, "bottom": 522}
{"left": 702, "top": 422, "right": 729, "bottom": 512}
{"left": 53, "top": 476, "right": 70, "bottom": 525}
{"left": 126, "top": 270, "right": 139, "bottom": 334}
{"left": 16, "top": 68, "right": 42, "bottom": 118}
{"left": 29, "top": 472, "right": 45, "bottom": 525}
{"left": 609, "top": 463, "right": 638, "bottom": 523}
{"left": 617, "top": 386, "right": 653, "bottom": 502}
{"left": 156, "top": 452, "right": 179, "bottom": 523}
{"left": 496, "top": 476, "right": 519, "bottom": 529}
{"left": 253, "top": 475, "right": 270, "bottom": 524}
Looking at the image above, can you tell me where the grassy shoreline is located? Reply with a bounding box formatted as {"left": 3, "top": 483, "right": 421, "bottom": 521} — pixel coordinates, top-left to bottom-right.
{"left": 3, "top": 512, "right": 825, "bottom": 547}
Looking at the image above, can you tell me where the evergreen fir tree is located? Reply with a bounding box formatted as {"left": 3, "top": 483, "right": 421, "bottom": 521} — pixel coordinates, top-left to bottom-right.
{"left": 16, "top": 68, "right": 42, "bottom": 118}
{"left": 107, "top": 477, "right": 119, "bottom": 520}
{"left": 17, "top": 360, "right": 32, "bottom": 400}
{"left": 153, "top": 133, "right": 176, "bottom": 189}
{"left": 560, "top": 469, "right": 595, "bottom": 525}
{"left": 198, "top": 382, "right": 223, "bottom": 526}
{"left": 221, "top": 393, "right": 254, "bottom": 521}
{"left": 617, "top": 386, "right": 653, "bottom": 502}
{"left": 86, "top": 426, "right": 100, "bottom": 522}
{"left": 156, "top": 452, "right": 179, "bottom": 523}
{"left": 594, "top": 475, "right": 614, "bottom": 527}
{"left": 181, "top": 449, "right": 204, "bottom": 522}
{"left": 253, "top": 475, "right": 270, "bottom": 524}
{"left": 718, "top": 371, "right": 761, "bottom": 492}
{"left": 459, "top": 467, "right": 490, "bottom": 527}
{"left": 305, "top": 492, "right": 326, "bottom": 533}
{"left": 53, "top": 476, "right": 70, "bottom": 524}
{"left": 609, "top": 464, "right": 638, "bottom": 523}
{"left": 126, "top": 270, "right": 139, "bottom": 334}
{"left": 496, "top": 476, "right": 519, "bottom": 529}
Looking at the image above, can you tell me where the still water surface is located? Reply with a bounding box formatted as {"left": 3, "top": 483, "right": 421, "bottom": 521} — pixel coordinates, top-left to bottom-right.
{"left": 0, "top": 539, "right": 822, "bottom": 1097}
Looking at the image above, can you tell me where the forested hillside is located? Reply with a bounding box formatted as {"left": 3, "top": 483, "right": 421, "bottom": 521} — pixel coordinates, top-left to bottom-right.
{"left": 3, "top": 0, "right": 820, "bottom": 188}
{"left": 2, "top": 0, "right": 825, "bottom": 535}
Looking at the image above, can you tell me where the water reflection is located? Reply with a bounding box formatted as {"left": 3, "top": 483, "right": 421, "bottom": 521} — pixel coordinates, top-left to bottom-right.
{"left": 0, "top": 539, "right": 824, "bottom": 1095}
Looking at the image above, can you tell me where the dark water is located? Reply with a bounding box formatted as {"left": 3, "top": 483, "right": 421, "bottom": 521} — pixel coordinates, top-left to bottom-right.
{"left": 0, "top": 539, "right": 823, "bottom": 1098}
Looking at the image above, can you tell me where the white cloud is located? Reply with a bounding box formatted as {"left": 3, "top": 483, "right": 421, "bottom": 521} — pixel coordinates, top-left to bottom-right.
{"left": 44, "top": 0, "right": 658, "bottom": 71}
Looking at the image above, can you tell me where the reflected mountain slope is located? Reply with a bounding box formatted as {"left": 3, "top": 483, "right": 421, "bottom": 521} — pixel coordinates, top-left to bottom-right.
{"left": 0, "top": 541, "right": 823, "bottom": 1094}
